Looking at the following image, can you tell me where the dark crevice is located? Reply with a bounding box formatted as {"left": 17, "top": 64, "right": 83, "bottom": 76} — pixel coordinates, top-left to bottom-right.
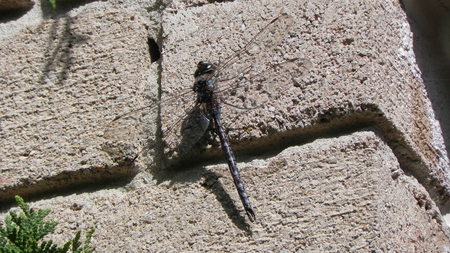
{"left": 0, "top": 6, "right": 33, "bottom": 23}
{"left": 399, "top": 0, "right": 450, "bottom": 216}
{"left": 0, "top": 162, "right": 139, "bottom": 211}
{"left": 148, "top": 37, "right": 161, "bottom": 63}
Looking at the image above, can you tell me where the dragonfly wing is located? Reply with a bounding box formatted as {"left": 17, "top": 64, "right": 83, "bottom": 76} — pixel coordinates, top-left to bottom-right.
{"left": 102, "top": 88, "right": 198, "bottom": 165}
{"left": 173, "top": 106, "right": 210, "bottom": 159}
{"left": 102, "top": 106, "right": 158, "bottom": 162}
{"left": 216, "top": 14, "right": 310, "bottom": 108}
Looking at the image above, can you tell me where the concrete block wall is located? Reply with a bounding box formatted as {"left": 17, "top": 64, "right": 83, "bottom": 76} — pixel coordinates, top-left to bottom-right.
{"left": 1, "top": 0, "right": 449, "bottom": 251}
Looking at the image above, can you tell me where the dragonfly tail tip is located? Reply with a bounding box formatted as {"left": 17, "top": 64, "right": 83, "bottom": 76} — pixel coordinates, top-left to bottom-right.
{"left": 246, "top": 209, "right": 256, "bottom": 222}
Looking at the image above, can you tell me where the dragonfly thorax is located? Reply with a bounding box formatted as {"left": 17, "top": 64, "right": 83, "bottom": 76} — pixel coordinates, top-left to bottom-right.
{"left": 193, "top": 61, "right": 218, "bottom": 104}
{"left": 194, "top": 79, "right": 216, "bottom": 104}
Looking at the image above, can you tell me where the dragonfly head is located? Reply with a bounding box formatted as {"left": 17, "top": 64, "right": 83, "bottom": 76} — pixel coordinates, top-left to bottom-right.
{"left": 194, "top": 61, "right": 215, "bottom": 77}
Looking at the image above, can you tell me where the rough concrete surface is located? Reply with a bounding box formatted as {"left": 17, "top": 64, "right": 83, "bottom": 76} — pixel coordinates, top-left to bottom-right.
{"left": 1, "top": 0, "right": 450, "bottom": 251}
{"left": 1, "top": 9, "right": 154, "bottom": 201}
{"left": 4, "top": 131, "right": 447, "bottom": 251}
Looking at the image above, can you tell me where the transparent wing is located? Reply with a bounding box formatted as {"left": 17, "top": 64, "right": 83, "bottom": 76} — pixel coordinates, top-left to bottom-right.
{"left": 217, "top": 13, "right": 294, "bottom": 76}
{"left": 104, "top": 13, "right": 312, "bottom": 166}
{"left": 160, "top": 102, "right": 211, "bottom": 162}
{"left": 101, "top": 86, "right": 202, "bottom": 164}
{"left": 212, "top": 14, "right": 312, "bottom": 136}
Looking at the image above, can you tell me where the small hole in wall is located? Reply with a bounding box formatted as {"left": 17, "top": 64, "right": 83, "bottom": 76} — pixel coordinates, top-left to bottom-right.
{"left": 148, "top": 37, "right": 161, "bottom": 63}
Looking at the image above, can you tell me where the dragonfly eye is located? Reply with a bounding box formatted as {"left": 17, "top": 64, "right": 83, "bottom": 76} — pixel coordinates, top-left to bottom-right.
{"left": 194, "top": 61, "right": 214, "bottom": 77}
{"left": 197, "top": 61, "right": 212, "bottom": 69}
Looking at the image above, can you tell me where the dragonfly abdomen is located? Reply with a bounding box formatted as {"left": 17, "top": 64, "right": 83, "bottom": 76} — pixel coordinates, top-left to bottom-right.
{"left": 212, "top": 114, "right": 256, "bottom": 222}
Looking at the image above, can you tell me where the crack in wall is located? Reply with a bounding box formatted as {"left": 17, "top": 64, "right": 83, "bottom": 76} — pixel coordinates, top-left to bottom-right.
{"left": 2, "top": 101, "right": 447, "bottom": 221}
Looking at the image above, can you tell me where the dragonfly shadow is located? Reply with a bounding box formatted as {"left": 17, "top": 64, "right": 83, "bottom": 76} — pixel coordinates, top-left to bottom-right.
{"left": 148, "top": 159, "right": 253, "bottom": 231}
{"left": 202, "top": 169, "right": 253, "bottom": 233}
{"left": 174, "top": 106, "right": 211, "bottom": 161}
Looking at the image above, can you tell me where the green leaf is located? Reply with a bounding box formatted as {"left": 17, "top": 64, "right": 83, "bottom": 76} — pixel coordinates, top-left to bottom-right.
{"left": 59, "top": 241, "right": 71, "bottom": 253}
{"left": 82, "top": 229, "right": 95, "bottom": 253}
{"left": 0, "top": 196, "right": 95, "bottom": 253}
{"left": 49, "top": 0, "right": 57, "bottom": 9}
{"left": 71, "top": 231, "right": 82, "bottom": 253}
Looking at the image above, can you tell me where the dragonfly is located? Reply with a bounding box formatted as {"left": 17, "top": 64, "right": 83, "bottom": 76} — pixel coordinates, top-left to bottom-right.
{"left": 103, "top": 13, "right": 311, "bottom": 222}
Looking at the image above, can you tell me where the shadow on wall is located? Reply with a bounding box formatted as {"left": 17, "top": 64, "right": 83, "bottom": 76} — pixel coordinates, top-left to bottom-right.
{"left": 0, "top": 0, "right": 99, "bottom": 23}
{"left": 40, "top": 0, "right": 99, "bottom": 19}
{"left": 38, "top": 16, "right": 90, "bottom": 87}
{"left": 402, "top": 0, "right": 450, "bottom": 156}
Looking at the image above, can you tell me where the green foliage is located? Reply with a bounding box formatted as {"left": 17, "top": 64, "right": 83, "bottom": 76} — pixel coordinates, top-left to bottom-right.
{"left": 49, "top": 0, "right": 57, "bottom": 9}
{"left": 0, "top": 196, "right": 95, "bottom": 253}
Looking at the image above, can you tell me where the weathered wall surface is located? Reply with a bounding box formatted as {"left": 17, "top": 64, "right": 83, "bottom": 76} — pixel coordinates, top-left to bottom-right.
{"left": 1, "top": 0, "right": 450, "bottom": 251}
{"left": 1, "top": 9, "right": 154, "bottom": 201}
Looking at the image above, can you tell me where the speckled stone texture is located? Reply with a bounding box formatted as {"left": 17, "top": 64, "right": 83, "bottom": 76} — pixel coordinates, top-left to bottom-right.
{"left": 1, "top": 0, "right": 450, "bottom": 251}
